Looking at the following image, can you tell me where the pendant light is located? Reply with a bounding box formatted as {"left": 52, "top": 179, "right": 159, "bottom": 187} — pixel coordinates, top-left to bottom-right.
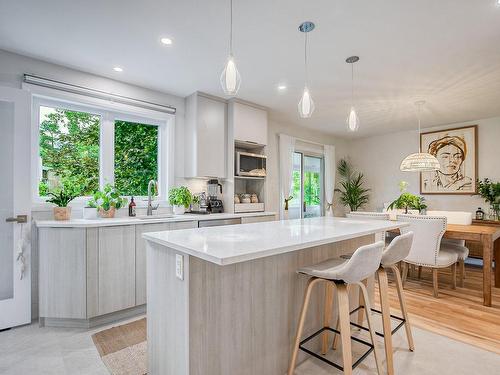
{"left": 400, "top": 101, "right": 441, "bottom": 172}
{"left": 298, "top": 21, "right": 315, "bottom": 118}
{"left": 220, "top": 0, "right": 241, "bottom": 96}
{"left": 346, "top": 56, "right": 360, "bottom": 131}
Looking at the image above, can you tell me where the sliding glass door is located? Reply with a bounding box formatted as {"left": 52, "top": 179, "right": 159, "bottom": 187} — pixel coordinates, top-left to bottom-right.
{"left": 289, "top": 152, "right": 324, "bottom": 219}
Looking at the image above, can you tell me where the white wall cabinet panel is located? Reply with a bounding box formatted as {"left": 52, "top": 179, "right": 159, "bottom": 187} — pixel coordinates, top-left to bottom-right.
{"left": 185, "top": 93, "right": 227, "bottom": 178}
{"left": 98, "top": 226, "right": 136, "bottom": 315}
{"left": 232, "top": 102, "right": 268, "bottom": 146}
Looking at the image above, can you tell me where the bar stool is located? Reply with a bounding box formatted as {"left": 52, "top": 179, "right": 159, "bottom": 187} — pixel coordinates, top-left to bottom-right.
{"left": 348, "top": 232, "right": 415, "bottom": 375}
{"left": 288, "top": 241, "right": 385, "bottom": 375}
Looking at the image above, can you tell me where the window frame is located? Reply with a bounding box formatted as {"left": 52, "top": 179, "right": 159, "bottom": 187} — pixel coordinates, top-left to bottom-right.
{"left": 292, "top": 149, "right": 325, "bottom": 218}
{"left": 29, "top": 88, "right": 175, "bottom": 208}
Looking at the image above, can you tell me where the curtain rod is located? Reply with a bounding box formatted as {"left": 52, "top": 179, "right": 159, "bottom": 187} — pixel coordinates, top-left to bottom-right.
{"left": 23, "top": 74, "right": 176, "bottom": 115}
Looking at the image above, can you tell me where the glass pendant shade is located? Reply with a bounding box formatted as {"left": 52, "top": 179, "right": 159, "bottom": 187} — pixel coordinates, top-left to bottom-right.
{"left": 220, "top": 55, "right": 241, "bottom": 96}
{"left": 400, "top": 152, "right": 441, "bottom": 172}
{"left": 298, "top": 87, "right": 315, "bottom": 118}
{"left": 347, "top": 106, "right": 359, "bottom": 131}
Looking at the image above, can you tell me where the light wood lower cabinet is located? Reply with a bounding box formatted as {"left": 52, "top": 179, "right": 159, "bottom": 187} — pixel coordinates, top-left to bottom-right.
{"left": 98, "top": 226, "right": 136, "bottom": 315}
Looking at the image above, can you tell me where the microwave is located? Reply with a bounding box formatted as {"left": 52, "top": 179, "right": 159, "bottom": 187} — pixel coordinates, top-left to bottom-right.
{"left": 236, "top": 152, "right": 267, "bottom": 177}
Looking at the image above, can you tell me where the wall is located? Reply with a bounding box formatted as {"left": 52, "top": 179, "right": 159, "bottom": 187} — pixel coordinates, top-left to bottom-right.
{"left": 348, "top": 117, "right": 500, "bottom": 214}
{"left": 265, "top": 120, "right": 351, "bottom": 217}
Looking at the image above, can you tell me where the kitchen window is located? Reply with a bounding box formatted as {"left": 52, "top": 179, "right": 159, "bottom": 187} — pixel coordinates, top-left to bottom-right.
{"left": 33, "top": 96, "right": 173, "bottom": 203}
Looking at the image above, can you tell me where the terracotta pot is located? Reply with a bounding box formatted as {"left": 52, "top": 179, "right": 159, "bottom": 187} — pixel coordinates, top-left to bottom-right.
{"left": 99, "top": 207, "right": 116, "bottom": 218}
{"left": 53, "top": 206, "right": 71, "bottom": 221}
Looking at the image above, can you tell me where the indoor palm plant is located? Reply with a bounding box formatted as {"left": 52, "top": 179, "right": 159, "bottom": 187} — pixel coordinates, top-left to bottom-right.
{"left": 477, "top": 178, "right": 500, "bottom": 220}
{"left": 168, "top": 186, "right": 192, "bottom": 215}
{"left": 335, "top": 159, "right": 370, "bottom": 212}
{"left": 87, "top": 183, "right": 127, "bottom": 218}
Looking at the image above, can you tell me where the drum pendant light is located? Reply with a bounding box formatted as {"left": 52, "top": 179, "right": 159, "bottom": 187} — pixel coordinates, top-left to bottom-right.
{"left": 400, "top": 101, "right": 441, "bottom": 172}
{"left": 298, "top": 21, "right": 315, "bottom": 118}
{"left": 220, "top": 0, "right": 241, "bottom": 96}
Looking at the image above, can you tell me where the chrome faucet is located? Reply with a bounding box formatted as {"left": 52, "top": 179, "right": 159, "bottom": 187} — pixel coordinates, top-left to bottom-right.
{"left": 147, "top": 180, "right": 159, "bottom": 216}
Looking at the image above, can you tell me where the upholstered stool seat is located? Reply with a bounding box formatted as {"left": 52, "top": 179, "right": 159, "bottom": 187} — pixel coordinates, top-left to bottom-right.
{"left": 441, "top": 243, "right": 469, "bottom": 260}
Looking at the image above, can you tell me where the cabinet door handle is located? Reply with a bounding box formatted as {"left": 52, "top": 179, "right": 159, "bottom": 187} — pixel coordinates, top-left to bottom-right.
{"left": 5, "top": 215, "right": 28, "bottom": 224}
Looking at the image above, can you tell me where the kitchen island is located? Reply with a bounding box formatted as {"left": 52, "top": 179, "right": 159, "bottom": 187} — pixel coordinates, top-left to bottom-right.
{"left": 143, "top": 216, "right": 408, "bottom": 375}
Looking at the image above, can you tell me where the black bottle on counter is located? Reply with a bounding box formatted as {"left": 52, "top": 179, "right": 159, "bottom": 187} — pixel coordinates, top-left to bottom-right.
{"left": 129, "top": 197, "right": 136, "bottom": 217}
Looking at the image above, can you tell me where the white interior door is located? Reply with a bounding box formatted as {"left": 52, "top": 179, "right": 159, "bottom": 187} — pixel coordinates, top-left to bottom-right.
{"left": 0, "top": 87, "right": 31, "bottom": 330}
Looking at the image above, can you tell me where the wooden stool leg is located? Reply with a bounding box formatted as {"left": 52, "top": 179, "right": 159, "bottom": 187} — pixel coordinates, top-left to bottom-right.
{"left": 451, "top": 263, "right": 457, "bottom": 290}
{"left": 321, "top": 282, "right": 334, "bottom": 355}
{"left": 402, "top": 262, "right": 409, "bottom": 287}
{"left": 332, "top": 284, "right": 350, "bottom": 350}
{"left": 358, "top": 281, "right": 383, "bottom": 375}
{"left": 357, "top": 279, "right": 367, "bottom": 327}
{"left": 377, "top": 268, "right": 394, "bottom": 375}
{"left": 288, "top": 278, "right": 319, "bottom": 375}
{"left": 390, "top": 265, "right": 414, "bottom": 351}
{"left": 432, "top": 269, "right": 439, "bottom": 298}
{"left": 459, "top": 259, "right": 465, "bottom": 287}
{"left": 336, "top": 284, "right": 353, "bottom": 375}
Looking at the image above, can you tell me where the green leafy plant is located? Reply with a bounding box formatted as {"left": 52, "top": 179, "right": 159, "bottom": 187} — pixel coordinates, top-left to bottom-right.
{"left": 87, "top": 183, "right": 127, "bottom": 211}
{"left": 335, "top": 159, "right": 370, "bottom": 211}
{"left": 387, "top": 181, "right": 426, "bottom": 214}
{"left": 477, "top": 178, "right": 500, "bottom": 219}
{"left": 168, "top": 186, "right": 192, "bottom": 209}
{"left": 45, "top": 176, "right": 82, "bottom": 207}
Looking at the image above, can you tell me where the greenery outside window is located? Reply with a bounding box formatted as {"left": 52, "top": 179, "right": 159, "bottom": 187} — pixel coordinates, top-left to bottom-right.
{"left": 114, "top": 120, "right": 159, "bottom": 196}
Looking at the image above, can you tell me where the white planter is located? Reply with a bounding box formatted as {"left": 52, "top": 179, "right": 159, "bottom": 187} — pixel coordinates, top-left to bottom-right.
{"left": 83, "top": 207, "right": 98, "bottom": 219}
{"left": 173, "top": 205, "right": 186, "bottom": 215}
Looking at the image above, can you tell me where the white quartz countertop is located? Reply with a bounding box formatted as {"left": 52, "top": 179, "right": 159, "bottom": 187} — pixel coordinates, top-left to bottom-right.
{"left": 142, "top": 217, "right": 409, "bottom": 265}
{"left": 35, "top": 212, "right": 276, "bottom": 228}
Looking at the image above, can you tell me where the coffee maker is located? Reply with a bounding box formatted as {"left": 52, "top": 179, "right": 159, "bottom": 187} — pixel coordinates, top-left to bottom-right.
{"left": 207, "top": 179, "right": 223, "bottom": 213}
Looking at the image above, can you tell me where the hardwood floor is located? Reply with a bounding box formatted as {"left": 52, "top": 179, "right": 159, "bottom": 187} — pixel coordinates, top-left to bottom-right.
{"left": 374, "top": 264, "right": 500, "bottom": 355}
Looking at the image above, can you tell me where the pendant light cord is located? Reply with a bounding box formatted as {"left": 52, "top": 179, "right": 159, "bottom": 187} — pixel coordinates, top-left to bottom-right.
{"left": 351, "top": 63, "right": 354, "bottom": 106}
{"left": 417, "top": 103, "right": 422, "bottom": 153}
{"left": 304, "top": 32, "right": 308, "bottom": 87}
{"left": 229, "top": 0, "right": 233, "bottom": 56}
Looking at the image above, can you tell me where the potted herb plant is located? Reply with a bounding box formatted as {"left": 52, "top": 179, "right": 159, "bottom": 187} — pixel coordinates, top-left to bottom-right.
{"left": 47, "top": 189, "right": 78, "bottom": 221}
{"left": 335, "top": 159, "right": 370, "bottom": 212}
{"left": 88, "top": 184, "right": 127, "bottom": 218}
{"left": 168, "top": 186, "right": 192, "bottom": 215}
{"left": 477, "top": 178, "right": 500, "bottom": 220}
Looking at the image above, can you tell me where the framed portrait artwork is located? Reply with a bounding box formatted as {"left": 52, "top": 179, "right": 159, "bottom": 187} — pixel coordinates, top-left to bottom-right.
{"left": 420, "top": 125, "right": 478, "bottom": 195}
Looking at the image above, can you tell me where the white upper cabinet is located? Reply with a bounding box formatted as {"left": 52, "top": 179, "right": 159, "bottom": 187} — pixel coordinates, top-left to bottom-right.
{"left": 185, "top": 92, "right": 227, "bottom": 178}
{"left": 231, "top": 101, "right": 268, "bottom": 146}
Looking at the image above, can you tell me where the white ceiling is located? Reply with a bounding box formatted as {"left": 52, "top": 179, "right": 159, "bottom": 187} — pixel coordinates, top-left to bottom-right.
{"left": 1, "top": 0, "right": 500, "bottom": 138}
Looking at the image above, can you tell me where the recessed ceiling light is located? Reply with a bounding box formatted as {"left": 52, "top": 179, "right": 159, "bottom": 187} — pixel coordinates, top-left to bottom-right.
{"left": 160, "top": 37, "right": 173, "bottom": 45}
{"left": 113, "top": 66, "right": 123, "bottom": 72}
{"left": 277, "top": 85, "right": 287, "bottom": 91}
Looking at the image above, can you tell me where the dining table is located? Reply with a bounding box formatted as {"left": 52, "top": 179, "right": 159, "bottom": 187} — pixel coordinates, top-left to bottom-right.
{"left": 391, "top": 223, "right": 500, "bottom": 307}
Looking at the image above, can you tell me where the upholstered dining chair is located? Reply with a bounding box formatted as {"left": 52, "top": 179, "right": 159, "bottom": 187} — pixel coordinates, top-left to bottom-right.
{"left": 427, "top": 211, "right": 471, "bottom": 287}
{"left": 397, "top": 214, "right": 459, "bottom": 297}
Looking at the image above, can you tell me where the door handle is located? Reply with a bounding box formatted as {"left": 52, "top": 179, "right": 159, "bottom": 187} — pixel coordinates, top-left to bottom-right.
{"left": 5, "top": 215, "right": 28, "bottom": 224}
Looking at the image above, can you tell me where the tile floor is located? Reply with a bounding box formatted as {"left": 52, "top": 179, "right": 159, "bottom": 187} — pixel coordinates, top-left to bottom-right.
{"left": 0, "top": 315, "right": 499, "bottom": 375}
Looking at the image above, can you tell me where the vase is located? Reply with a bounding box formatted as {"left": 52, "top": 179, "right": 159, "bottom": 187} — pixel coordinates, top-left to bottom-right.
{"left": 490, "top": 205, "right": 500, "bottom": 221}
{"left": 173, "top": 205, "right": 185, "bottom": 215}
{"left": 53, "top": 207, "right": 71, "bottom": 221}
{"left": 99, "top": 207, "right": 116, "bottom": 218}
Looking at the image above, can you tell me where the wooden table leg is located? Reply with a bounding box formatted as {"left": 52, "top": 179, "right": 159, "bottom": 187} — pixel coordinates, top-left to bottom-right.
{"left": 494, "top": 238, "right": 500, "bottom": 288}
{"left": 481, "top": 234, "right": 493, "bottom": 307}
